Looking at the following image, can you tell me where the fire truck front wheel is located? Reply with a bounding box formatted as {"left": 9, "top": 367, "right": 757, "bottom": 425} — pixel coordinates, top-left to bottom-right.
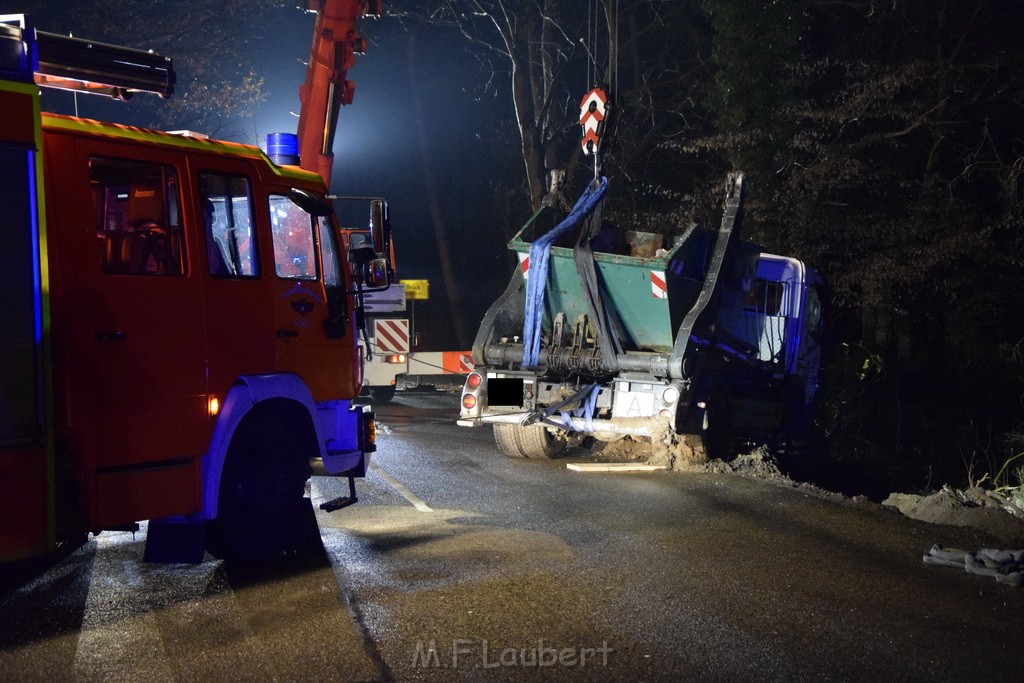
{"left": 207, "top": 400, "right": 318, "bottom": 562}
{"left": 493, "top": 423, "right": 567, "bottom": 459}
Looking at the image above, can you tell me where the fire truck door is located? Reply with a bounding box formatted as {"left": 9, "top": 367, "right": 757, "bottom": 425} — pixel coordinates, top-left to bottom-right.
{"left": 86, "top": 154, "right": 209, "bottom": 470}
{"left": 267, "top": 192, "right": 360, "bottom": 400}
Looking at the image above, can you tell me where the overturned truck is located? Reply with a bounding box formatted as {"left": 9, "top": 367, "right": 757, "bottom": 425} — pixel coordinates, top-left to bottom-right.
{"left": 457, "top": 173, "right": 824, "bottom": 460}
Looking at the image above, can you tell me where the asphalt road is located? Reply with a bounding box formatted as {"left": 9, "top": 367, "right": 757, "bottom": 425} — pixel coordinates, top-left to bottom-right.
{"left": 2, "top": 389, "right": 1022, "bottom": 682}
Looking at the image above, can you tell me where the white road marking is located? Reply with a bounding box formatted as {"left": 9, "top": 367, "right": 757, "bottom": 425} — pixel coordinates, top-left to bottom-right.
{"left": 369, "top": 463, "right": 433, "bottom": 512}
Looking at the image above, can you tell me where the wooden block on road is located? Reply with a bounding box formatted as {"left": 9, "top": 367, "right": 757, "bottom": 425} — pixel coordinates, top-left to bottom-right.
{"left": 566, "top": 462, "right": 667, "bottom": 473}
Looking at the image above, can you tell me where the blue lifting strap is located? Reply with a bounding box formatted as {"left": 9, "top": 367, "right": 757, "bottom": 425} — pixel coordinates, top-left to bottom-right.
{"left": 559, "top": 384, "right": 601, "bottom": 432}
{"left": 522, "top": 177, "right": 609, "bottom": 367}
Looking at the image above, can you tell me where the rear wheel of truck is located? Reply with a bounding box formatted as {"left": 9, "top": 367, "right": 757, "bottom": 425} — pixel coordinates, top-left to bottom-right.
{"left": 493, "top": 423, "right": 567, "bottom": 459}
{"left": 207, "top": 401, "right": 318, "bottom": 562}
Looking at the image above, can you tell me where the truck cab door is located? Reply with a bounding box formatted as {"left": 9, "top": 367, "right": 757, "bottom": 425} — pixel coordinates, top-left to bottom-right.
{"left": 266, "top": 191, "right": 360, "bottom": 400}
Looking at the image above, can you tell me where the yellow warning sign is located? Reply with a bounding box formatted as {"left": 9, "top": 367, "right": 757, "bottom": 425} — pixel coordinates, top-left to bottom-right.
{"left": 401, "top": 279, "right": 430, "bottom": 300}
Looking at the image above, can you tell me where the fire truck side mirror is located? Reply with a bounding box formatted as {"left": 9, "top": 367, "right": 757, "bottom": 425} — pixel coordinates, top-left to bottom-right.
{"left": 288, "top": 188, "right": 334, "bottom": 217}
{"left": 349, "top": 245, "right": 389, "bottom": 289}
{"left": 365, "top": 257, "right": 389, "bottom": 288}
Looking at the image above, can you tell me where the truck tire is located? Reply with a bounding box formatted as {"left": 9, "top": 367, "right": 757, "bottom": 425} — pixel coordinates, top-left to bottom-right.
{"left": 493, "top": 423, "right": 567, "bottom": 459}
{"left": 207, "top": 401, "right": 317, "bottom": 562}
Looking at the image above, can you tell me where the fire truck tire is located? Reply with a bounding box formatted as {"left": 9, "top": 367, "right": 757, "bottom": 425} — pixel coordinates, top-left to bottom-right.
{"left": 207, "top": 401, "right": 317, "bottom": 562}
{"left": 493, "top": 423, "right": 566, "bottom": 459}
{"left": 369, "top": 385, "right": 396, "bottom": 402}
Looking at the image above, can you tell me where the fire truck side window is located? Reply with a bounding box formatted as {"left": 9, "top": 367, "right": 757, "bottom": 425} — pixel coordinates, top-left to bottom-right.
{"left": 199, "top": 173, "right": 258, "bottom": 278}
{"left": 269, "top": 194, "right": 317, "bottom": 280}
{"left": 318, "top": 216, "right": 341, "bottom": 288}
{"left": 90, "top": 157, "right": 184, "bottom": 276}
{"left": 318, "top": 215, "right": 348, "bottom": 329}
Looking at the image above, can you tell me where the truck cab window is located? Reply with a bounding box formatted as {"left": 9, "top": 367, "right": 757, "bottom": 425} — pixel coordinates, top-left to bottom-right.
{"left": 200, "top": 173, "right": 258, "bottom": 278}
{"left": 744, "top": 279, "right": 785, "bottom": 316}
{"left": 90, "top": 157, "right": 184, "bottom": 276}
{"left": 269, "top": 193, "right": 317, "bottom": 280}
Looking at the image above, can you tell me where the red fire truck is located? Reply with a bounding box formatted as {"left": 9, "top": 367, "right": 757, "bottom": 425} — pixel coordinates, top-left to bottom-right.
{"left": 0, "top": 6, "right": 389, "bottom": 565}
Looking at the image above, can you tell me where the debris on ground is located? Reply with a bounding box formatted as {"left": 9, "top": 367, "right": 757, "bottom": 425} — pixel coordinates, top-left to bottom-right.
{"left": 923, "top": 544, "right": 1024, "bottom": 587}
{"left": 882, "top": 485, "right": 1024, "bottom": 545}
{"left": 595, "top": 431, "right": 791, "bottom": 482}
{"left": 647, "top": 421, "right": 707, "bottom": 470}
{"left": 713, "top": 447, "right": 785, "bottom": 478}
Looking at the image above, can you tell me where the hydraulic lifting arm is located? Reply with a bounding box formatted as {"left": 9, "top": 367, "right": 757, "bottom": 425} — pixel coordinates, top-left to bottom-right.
{"left": 295, "top": 0, "right": 381, "bottom": 187}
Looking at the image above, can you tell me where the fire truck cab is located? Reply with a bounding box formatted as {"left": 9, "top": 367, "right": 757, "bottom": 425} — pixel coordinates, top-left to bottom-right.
{"left": 1, "top": 15, "right": 388, "bottom": 564}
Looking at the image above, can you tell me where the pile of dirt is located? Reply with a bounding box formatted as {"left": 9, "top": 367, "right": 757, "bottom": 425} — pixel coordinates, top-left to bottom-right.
{"left": 594, "top": 435, "right": 662, "bottom": 462}
{"left": 596, "top": 424, "right": 711, "bottom": 469}
{"left": 598, "top": 430, "right": 793, "bottom": 484}
{"left": 883, "top": 486, "right": 1024, "bottom": 545}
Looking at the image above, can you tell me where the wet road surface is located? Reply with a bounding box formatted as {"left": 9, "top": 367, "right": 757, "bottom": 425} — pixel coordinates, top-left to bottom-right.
{"left": 2, "top": 389, "right": 1022, "bottom": 681}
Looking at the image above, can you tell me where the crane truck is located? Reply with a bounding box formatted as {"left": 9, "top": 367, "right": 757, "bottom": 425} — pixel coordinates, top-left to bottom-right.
{"left": 457, "top": 172, "right": 823, "bottom": 461}
{"left": 291, "top": 1, "right": 410, "bottom": 402}
{"left": 0, "top": 3, "right": 390, "bottom": 567}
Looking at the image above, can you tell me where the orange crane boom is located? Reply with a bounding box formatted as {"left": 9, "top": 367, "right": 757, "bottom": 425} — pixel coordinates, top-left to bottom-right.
{"left": 295, "top": 0, "right": 381, "bottom": 188}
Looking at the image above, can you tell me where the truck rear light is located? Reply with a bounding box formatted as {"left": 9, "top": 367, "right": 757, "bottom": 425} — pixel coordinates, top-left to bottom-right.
{"left": 384, "top": 354, "right": 406, "bottom": 364}
{"left": 462, "top": 394, "right": 477, "bottom": 409}
{"left": 362, "top": 411, "right": 377, "bottom": 452}
{"left": 207, "top": 396, "right": 220, "bottom": 416}
{"left": 466, "top": 373, "right": 482, "bottom": 389}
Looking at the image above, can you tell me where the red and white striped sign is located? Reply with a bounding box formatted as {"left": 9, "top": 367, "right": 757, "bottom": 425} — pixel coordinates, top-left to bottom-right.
{"left": 518, "top": 252, "right": 530, "bottom": 279}
{"left": 447, "top": 351, "right": 475, "bottom": 373}
{"left": 651, "top": 270, "right": 668, "bottom": 299}
{"left": 373, "top": 319, "right": 410, "bottom": 353}
{"left": 580, "top": 87, "right": 608, "bottom": 155}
